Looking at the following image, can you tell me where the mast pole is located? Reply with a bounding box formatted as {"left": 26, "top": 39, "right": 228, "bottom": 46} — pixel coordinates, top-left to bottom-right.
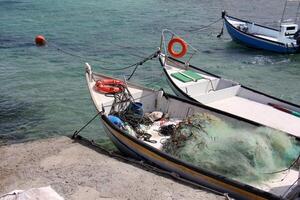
{"left": 281, "top": 0, "right": 288, "bottom": 24}
{"left": 296, "top": 1, "right": 300, "bottom": 23}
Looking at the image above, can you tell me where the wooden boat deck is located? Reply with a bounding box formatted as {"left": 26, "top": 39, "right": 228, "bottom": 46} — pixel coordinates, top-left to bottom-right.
{"left": 208, "top": 96, "right": 300, "bottom": 137}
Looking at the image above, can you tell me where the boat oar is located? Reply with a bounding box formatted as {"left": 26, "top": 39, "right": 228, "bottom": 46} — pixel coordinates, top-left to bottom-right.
{"left": 268, "top": 103, "right": 300, "bottom": 118}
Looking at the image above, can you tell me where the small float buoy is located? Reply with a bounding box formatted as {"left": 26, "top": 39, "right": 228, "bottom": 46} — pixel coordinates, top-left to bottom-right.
{"left": 35, "top": 35, "right": 46, "bottom": 46}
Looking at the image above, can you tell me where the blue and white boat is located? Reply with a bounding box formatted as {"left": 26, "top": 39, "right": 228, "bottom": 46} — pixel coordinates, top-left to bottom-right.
{"left": 223, "top": 10, "right": 300, "bottom": 53}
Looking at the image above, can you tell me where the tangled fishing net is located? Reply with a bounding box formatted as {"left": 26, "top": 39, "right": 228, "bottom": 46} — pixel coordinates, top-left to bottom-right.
{"left": 162, "top": 113, "right": 300, "bottom": 183}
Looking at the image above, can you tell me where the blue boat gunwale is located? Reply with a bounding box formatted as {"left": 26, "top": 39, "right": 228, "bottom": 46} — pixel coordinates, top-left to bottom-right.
{"left": 160, "top": 55, "right": 300, "bottom": 110}
{"left": 225, "top": 14, "right": 280, "bottom": 32}
{"left": 100, "top": 105, "right": 281, "bottom": 200}
{"left": 224, "top": 14, "right": 288, "bottom": 47}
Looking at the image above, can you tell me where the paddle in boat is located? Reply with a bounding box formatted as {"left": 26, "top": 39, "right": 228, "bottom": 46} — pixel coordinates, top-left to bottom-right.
{"left": 221, "top": 2, "right": 300, "bottom": 54}
{"left": 158, "top": 29, "right": 300, "bottom": 139}
{"left": 84, "top": 62, "right": 300, "bottom": 200}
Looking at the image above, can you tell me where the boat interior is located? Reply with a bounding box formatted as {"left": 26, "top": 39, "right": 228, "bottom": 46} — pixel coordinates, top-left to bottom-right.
{"left": 86, "top": 63, "right": 300, "bottom": 199}
{"left": 160, "top": 55, "right": 300, "bottom": 138}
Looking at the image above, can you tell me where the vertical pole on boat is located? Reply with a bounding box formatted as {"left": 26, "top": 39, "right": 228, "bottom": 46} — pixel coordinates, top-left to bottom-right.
{"left": 280, "top": 0, "right": 288, "bottom": 24}
{"left": 298, "top": 157, "right": 300, "bottom": 185}
{"left": 295, "top": 1, "right": 300, "bottom": 23}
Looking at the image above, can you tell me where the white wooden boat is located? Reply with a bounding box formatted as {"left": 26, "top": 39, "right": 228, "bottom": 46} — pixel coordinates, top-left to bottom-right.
{"left": 85, "top": 62, "right": 300, "bottom": 200}
{"left": 158, "top": 29, "right": 300, "bottom": 138}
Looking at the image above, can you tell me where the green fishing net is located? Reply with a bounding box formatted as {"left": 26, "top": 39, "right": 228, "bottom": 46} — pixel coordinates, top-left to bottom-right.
{"left": 162, "top": 113, "right": 300, "bottom": 183}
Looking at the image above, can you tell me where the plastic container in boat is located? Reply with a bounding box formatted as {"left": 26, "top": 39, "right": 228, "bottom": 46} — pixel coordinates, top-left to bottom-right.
{"left": 127, "top": 102, "right": 144, "bottom": 118}
{"left": 108, "top": 115, "right": 124, "bottom": 128}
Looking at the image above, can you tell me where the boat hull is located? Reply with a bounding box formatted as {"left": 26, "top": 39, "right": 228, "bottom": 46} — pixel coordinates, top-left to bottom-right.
{"left": 224, "top": 16, "right": 298, "bottom": 53}
{"left": 85, "top": 64, "right": 297, "bottom": 200}
{"left": 101, "top": 115, "right": 278, "bottom": 200}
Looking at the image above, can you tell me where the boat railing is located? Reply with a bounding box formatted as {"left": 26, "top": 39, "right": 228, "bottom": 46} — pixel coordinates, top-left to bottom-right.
{"left": 160, "top": 29, "right": 199, "bottom": 67}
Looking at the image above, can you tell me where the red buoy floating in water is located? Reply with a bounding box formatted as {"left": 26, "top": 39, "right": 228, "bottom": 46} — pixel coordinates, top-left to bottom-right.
{"left": 35, "top": 35, "right": 46, "bottom": 46}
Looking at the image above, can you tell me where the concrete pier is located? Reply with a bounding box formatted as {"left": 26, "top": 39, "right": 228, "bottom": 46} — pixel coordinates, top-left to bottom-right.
{"left": 0, "top": 136, "right": 224, "bottom": 200}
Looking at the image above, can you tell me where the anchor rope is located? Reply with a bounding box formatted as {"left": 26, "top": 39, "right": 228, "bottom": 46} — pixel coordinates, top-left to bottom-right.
{"left": 188, "top": 17, "right": 223, "bottom": 32}
{"left": 126, "top": 50, "right": 160, "bottom": 80}
{"left": 47, "top": 42, "right": 159, "bottom": 71}
{"left": 73, "top": 134, "right": 233, "bottom": 199}
{"left": 71, "top": 111, "right": 102, "bottom": 139}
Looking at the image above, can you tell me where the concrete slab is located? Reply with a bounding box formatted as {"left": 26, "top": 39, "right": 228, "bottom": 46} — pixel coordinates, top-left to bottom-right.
{"left": 0, "top": 136, "right": 224, "bottom": 200}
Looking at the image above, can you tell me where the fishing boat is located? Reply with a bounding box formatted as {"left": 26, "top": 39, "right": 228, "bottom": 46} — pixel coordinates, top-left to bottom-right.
{"left": 84, "top": 62, "right": 300, "bottom": 200}
{"left": 222, "top": 3, "right": 300, "bottom": 53}
{"left": 158, "top": 29, "right": 300, "bottom": 138}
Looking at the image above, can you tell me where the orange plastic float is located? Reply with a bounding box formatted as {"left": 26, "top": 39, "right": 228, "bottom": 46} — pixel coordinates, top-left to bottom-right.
{"left": 95, "top": 79, "right": 125, "bottom": 94}
{"left": 167, "top": 37, "right": 188, "bottom": 58}
{"left": 35, "top": 35, "right": 47, "bottom": 46}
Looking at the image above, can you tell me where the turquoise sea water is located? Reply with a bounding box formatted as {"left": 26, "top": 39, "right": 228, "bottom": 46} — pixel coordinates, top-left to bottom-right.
{"left": 1, "top": 0, "right": 300, "bottom": 146}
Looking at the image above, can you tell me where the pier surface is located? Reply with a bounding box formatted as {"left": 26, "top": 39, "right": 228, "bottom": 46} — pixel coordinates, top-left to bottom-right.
{"left": 0, "top": 136, "right": 223, "bottom": 200}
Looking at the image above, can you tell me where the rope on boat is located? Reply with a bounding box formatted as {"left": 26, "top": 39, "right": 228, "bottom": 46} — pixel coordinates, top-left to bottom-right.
{"left": 126, "top": 50, "right": 159, "bottom": 80}
{"left": 264, "top": 154, "right": 300, "bottom": 175}
{"left": 72, "top": 134, "right": 233, "bottom": 200}
{"left": 71, "top": 91, "right": 159, "bottom": 140}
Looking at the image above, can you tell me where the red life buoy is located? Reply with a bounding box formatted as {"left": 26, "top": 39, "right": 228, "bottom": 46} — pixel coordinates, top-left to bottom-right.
{"left": 167, "top": 37, "right": 188, "bottom": 58}
{"left": 95, "top": 79, "right": 125, "bottom": 94}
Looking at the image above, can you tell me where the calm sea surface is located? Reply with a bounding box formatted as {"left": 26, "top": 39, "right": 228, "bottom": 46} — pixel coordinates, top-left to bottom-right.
{"left": 1, "top": 0, "right": 300, "bottom": 147}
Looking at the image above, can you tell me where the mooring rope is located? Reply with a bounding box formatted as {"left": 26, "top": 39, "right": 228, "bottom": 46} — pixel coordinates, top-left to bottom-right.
{"left": 46, "top": 42, "right": 159, "bottom": 72}
{"left": 73, "top": 135, "right": 233, "bottom": 199}
{"left": 126, "top": 50, "right": 159, "bottom": 80}
{"left": 71, "top": 111, "right": 102, "bottom": 139}
{"left": 188, "top": 17, "right": 223, "bottom": 32}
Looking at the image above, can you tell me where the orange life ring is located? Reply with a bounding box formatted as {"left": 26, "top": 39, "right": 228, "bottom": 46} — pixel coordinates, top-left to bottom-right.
{"left": 95, "top": 79, "right": 125, "bottom": 94}
{"left": 167, "top": 37, "right": 188, "bottom": 58}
